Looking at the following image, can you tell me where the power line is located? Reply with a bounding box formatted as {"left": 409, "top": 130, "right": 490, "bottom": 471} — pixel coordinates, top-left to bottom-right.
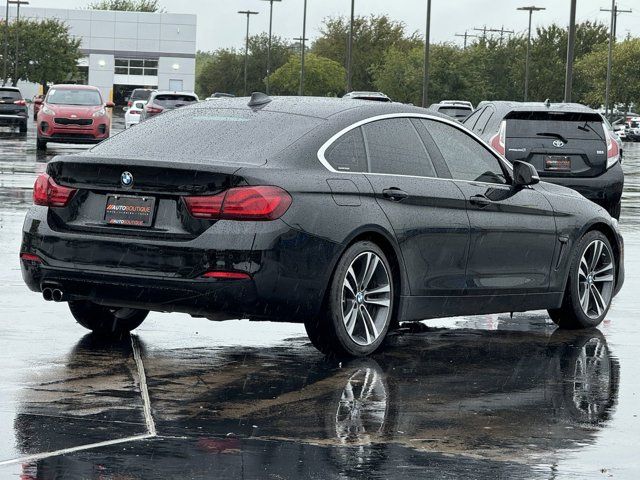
{"left": 473, "top": 25, "right": 515, "bottom": 44}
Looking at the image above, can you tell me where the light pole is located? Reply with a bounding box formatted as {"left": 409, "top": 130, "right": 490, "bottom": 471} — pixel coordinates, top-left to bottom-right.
{"left": 601, "top": 2, "right": 632, "bottom": 117}
{"left": 12, "top": 0, "right": 28, "bottom": 85}
{"left": 422, "top": 0, "right": 431, "bottom": 108}
{"left": 517, "top": 6, "right": 545, "bottom": 102}
{"left": 346, "top": 0, "right": 355, "bottom": 92}
{"left": 259, "top": 0, "right": 281, "bottom": 95}
{"left": 238, "top": 10, "right": 259, "bottom": 96}
{"left": 564, "top": 0, "right": 577, "bottom": 102}
{"left": 299, "top": 0, "right": 307, "bottom": 95}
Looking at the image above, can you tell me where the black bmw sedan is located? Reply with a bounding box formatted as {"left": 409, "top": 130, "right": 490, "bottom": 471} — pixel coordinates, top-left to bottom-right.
{"left": 20, "top": 94, "right": 624, "bottom": 357}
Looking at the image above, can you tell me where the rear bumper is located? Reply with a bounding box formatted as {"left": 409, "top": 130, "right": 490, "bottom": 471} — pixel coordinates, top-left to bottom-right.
{"left": 0, "top": 113, "right": 27, "bottom": 124}
{"left": 20, "top": 206, "right": 340, "bottom": 321}
{"left": 541, "top": 163, "right": 624, "bottom": 211}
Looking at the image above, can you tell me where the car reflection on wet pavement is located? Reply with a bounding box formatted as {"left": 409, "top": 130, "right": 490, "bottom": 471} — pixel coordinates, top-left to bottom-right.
{"left": 0, "top": 118, "right": 639, "bottom": 478}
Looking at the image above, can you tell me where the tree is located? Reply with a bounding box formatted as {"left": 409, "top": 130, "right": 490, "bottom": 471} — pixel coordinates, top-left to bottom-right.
{"left": 270, "top": 53, "right": 346, "bottom": 96}
{"left": 87, "top": 0, "right": 164, "bottom": 12}
{"left": 3, "top": 19, "right": 82, "bottom": 88}
{"left": 196, "top": 34, "right": 295, "bottom": 97}
{"left": 576, "top": 38, "right": 640, "bottom": 111}
{"left": 312, "top": 15, "right": 421, "bottom": 92}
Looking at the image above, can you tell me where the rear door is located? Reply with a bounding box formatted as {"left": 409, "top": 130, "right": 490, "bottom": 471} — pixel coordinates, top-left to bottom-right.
{"left": 503, "top": 111, "right": 608, "bottom": 178}
{"left": 421, "top": 118, "right": 557, "bottom": 296}
{"left": 360, "top": 117, "right": 470, "bottom": 296}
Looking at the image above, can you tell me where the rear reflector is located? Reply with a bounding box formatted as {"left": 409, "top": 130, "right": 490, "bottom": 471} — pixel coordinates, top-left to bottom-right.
{"left": 33, "top": 173, "right": 77, "bottom": 207}
{"left": 20, "top": 252, "right": 43, "bottom": 263}
{"left": 184, "top": 186, "right": 292, "bottom": 221}
{"left": 202, "top": 271, "right": 251, "bottom": 279}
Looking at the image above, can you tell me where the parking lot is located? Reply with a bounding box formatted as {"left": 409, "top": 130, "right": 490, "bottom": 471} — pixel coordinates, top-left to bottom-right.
{"left": 1, "top": 113, "right": 639, "bottom": 478}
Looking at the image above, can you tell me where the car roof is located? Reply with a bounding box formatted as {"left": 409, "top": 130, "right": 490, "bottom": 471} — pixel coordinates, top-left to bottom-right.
{"left": 483, "top": 100, "right": 596, "bottom": 114}
{"left": 0, "top": 86, "right": 19, "bottom": 90}
{"left": 49, "top": 84, "right": 100, "bottom": 91}
{"left": 194, "top": 95, "right": 442, "bottom": 121}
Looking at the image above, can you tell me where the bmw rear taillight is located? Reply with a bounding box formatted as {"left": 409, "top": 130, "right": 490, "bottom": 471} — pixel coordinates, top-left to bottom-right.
{"left": 33, "top": 173, "right": 77, "bottom": 207}
{"left": 604, "top": 124, "right": 620, "bottom": 169}
{"left": 490, "top": 120, "right": 507, "bottom": 156}
{"left": 183, "top": 186, "right": 292, "bottom": 221}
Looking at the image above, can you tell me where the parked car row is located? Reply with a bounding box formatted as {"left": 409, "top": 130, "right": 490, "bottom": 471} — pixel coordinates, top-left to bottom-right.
{"left": 123, "top": 89, "right": 199, "bottom": 126}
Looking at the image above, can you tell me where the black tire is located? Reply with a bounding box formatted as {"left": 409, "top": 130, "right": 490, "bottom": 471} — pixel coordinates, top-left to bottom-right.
{"left": 548, "top": 230, "right": 615, "bottom": 329}
{"left": 36, "top": 138, "right": 47, "bottom": 151}
{"left": 19, "top": 121, "right": 27, "bottom": 133}
{"left": 305, "top": 241, "right": 395, "bottom": 357}
{"left": 608, "top": 200, "right": 621, "bottom": 220}
{"left": 68, "top": 300, "right": 148, "bottom": 338}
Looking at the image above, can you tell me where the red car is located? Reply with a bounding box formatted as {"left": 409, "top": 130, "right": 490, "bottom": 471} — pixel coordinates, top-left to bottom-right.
{"left": 35, "top": 84, "right": 114, "bottom": 151}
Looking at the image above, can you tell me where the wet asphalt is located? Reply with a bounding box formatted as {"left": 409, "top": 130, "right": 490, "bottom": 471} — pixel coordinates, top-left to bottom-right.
{"left": 0, "top": 112, "right": 639, "bottom": 479}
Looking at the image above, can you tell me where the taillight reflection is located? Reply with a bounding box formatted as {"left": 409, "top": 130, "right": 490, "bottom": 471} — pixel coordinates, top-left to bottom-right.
{"left": 183, "top": 186, "right": 292, "bottom": 221}
{"left": 33, "top": 173, "right": 77, "bottom": 207}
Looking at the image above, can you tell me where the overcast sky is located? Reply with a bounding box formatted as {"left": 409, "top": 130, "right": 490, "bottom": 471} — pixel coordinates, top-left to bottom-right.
{"left": 37, "top": 0, "right": 640, "bottom": 51}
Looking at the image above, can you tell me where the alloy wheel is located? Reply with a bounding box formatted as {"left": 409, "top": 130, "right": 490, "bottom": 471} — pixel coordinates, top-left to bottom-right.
{"left": 341, "top": 252, "right": 391, "bottom": 346}
{"left": 577, "top": 239, "right": 614, "bottom": 319}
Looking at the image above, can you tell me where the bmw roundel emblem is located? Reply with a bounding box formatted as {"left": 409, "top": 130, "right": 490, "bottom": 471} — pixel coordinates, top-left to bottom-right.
{"left": 121, "top": 171, "right": 133, "bottom": 187}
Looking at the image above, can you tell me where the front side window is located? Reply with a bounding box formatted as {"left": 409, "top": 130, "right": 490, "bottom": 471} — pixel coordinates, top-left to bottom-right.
{"left": 423, "top": 119, "right": 507, "bottom": 184}
{"left": 325, "top": 127, "right": 367, "bottom": 172}
{"left": 362, "top": 118, "right": 437, "bottom": 177}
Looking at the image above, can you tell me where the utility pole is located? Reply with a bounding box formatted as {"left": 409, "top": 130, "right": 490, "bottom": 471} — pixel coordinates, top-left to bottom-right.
{"left": 346, "top": 0, "right": 355, "bottom": 92}
{"left": 455, "top": 30, "right": 478, "bottom": 49}
{"left": 238, "top": 10, "right": 259, "bottom": 97}
{"left": 299, "top": 0, "right": 307, "bottom": 95}
{"left": 564, "top": 0, "right": 577, "bottom": 102}
{"left": 473, "top": 25, "right": 514, "bottom": 44}
{"left": 3, "top": 0, "right": 28, "bottom": 86}
{"left": 601, "top": 2, "right": 632, "bottom": 117}
{"left": 422, "top": 0, "right": 431, "bottom": 108}
{"left": 518, "top": 6, "right": 545, "bottom": 102}
{"left": 259, "top": 0, "right": 281, "bottom": 95}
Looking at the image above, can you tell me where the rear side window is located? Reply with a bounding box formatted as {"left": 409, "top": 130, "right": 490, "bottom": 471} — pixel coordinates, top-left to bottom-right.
{"left": 473, "top": 106, "right": 495, "bottom": 134}
{"left": 506, "top": 111, "right": 605, "bottom": 141}
{"left": 362, "top": 118, "right": 437, "bottom": 177}
{"left": 153, "top": 94, "right": 198, "bottom": 108}
{"left": 325, "top": 127, "right": 367, "bottom": 172}
{"left": 90, "top": 106, "right": 323, "bottom": 164}
{"left": 423, "top": 119, "right": 507, "bottom": 184}
{"left": 0, "top": 89, "right": 21, "bottom": 101}
{"left": 131, "top": 90, "right": 152, "bottom": 101}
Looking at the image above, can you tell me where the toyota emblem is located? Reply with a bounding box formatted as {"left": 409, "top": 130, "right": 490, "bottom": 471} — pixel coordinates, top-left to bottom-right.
{"left": 121, "top": 171, "right": 133, "bottom": 187}
{"left": 552, "top": 140, "right": 565, "bottom": 148}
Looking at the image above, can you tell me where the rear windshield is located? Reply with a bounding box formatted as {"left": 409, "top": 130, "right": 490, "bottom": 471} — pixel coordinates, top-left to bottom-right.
{"left": 153, "top": 94, "right": 198, "bottom": 108}
{"left": 47, "top": 88, "right": 102, "bottom": 106}
{"left": 131, "top": 90, "right": 152, "bottom": 101}
{"left": 438, "top": 106, "right": 472, "bottom": 118}
{"left": 506, "top": 111, "right": 605, "bottom": 140}
{"left": 90, "top": 106, "right": 323, "bottom": 164}
{"left": 0, "top": 89, "right": 21, "bottom": 101}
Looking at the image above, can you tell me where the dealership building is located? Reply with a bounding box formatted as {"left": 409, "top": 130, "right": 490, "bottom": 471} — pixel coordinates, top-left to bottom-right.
{"left": 1, "top": 5, "right": 196, "bottom": 104}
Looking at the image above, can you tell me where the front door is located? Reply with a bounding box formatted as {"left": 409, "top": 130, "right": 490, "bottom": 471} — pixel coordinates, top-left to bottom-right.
{"left": 420, "top": 118, "right": 557, "bottom": 295}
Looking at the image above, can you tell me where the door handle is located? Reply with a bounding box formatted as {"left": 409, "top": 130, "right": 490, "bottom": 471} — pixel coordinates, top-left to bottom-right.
{"left": 469, "top": 194, "right": 492, "bottom": 208}
{"left": 382, "top": 188, "right": 409, "bottom": 202}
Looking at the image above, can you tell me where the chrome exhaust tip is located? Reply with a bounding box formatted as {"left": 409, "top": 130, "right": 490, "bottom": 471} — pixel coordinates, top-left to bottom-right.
{"left": 42, "top": 288, "right": 53, "bottom": 301}
{"left": 52, "top": 289, "right": 64, "bottom": 302}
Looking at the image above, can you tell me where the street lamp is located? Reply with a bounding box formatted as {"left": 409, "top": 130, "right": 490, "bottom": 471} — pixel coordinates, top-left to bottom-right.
{"left": 238, "top": 10, "right": 259, "bottom": 96}
{"left": 517, "top": 6, "right": 545, "bottom": 102}
{"left": 299, "top": 0, "right": 307, "bottom": 95}
{"left": 564, "top": 0, "right": 577, "bottom": 102}
{"left": 3, "top": 0, "right": 28, "bottom": 86}
{"left": 422, "top": 0, "right": 431, "bottom": 108}
{"left": 259, "top": 0, "right": 281, "bottom": 95}
{"left": 346, "top": 0, "right": 355, "bottom": 92}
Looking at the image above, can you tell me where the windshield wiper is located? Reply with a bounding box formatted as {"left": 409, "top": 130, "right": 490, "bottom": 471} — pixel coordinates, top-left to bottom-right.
{"left": 536, "top": 132, "right": 568, "bottom": 143}
{"left": 577, "top": 121, "right": 605, "bottom": 141}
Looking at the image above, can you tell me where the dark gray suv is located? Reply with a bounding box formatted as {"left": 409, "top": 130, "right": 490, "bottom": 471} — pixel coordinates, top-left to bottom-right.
{"left": 464, "top": 101, "right": 623, "bottom": 219}
{"left": 0, "top": 87, "right": 28, "bottom": 133}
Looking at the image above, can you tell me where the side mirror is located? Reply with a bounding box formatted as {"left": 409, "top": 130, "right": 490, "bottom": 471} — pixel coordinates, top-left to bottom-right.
{"left": 34, "top": 98, "right": 43, "bottom": 104}
{"left": 105, "top": 101, "right": 115, "bottom": 108}
{"left": 513, "top": 160, "right": 540, "bottom": 186}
